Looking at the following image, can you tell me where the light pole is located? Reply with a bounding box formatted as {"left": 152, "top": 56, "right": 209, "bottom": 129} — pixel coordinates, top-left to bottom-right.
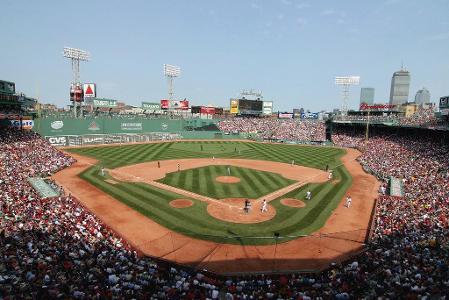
{"left": 164, "top": 64, "right": 181, "bottom": 100}
{"left": 335, "top": 76, "right": 360, "bottom": 116}
{"left": 63, "top": 47, "right": 90, "bottom": 118}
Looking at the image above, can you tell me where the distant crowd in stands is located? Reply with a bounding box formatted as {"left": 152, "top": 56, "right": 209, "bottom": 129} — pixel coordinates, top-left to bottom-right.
{"left": 218, "top": 118, "right": 326, "bottom": 142}
{"left": 1, "top": 126, "right": 449, "bottom": 298}
{"left": 335, "top": 106, "right": 447, "bottom": 129}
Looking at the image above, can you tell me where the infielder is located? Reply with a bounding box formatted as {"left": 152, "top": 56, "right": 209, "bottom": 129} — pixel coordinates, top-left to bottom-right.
{"left": 227, "top": 166, "right": 231, "bottom": 176}
{"left": 328, "top": 171, "right": 333, "bottom": 180}
{"left": 101, "top": 166, "right": 105, "bottom": 176}
{"left": 261, "top": 199, "right": 268, "bottom": 212}
{"left": 345, "top": 196, "right": 352, "bottom": 208}
{"left": 177, "top": 163, "right": 180, "bottom": 172}
{"left": 291, "top": 160, "right": 295, "bottom": 166}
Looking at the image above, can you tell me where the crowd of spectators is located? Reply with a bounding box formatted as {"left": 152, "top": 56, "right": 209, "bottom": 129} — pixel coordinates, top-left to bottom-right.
{"left": 218, "top": 118, "right": 326, "bottom": 141}
{"left": 334, "top": 106, "right": 443, "bottom": 129}
{"left": 1, "top": 125, "right": 449, "bottom": 298}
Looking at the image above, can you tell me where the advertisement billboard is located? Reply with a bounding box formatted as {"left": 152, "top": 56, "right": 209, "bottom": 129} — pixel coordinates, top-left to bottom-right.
{"left": 70, "top": 84, "right": 84, "bottom": 102}
{"left": 83, "top": 83, "right": 96, "bottom": 98}
{"left": 160, "top": 100, "right": 189, "bottom": 110}
{"left": 301, "top": 112, "right": 319, "bottom": 119}
{"left": 10, "top": 119, "right": 34, "bottom": 130}
{"left": 440, "top": 96, "right": 449, "bottom": 116}
{"left": 142, "top": 102, "right": 161, "bottom": 110}
{"left": 278, "top": 112, "right": 294, "bottom": 119}
{"left": 92, "top": 98, "right": 117, "bottom": 107}
{"left": 200, "top": 107, "right": 216, "bottom": 114}
{"left": 230, "top": 99, "right": 239, "bottom": 114}
{"left": 263, "top": 101, "right": 273, "bottom": 115}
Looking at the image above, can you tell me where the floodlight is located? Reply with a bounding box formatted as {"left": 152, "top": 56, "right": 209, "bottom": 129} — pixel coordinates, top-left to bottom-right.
{"left": 335, "top": 76, "right": 360, "bottom": 85}
{"left": 63, "top": 46, "right": 90, "bottom": 118}
{"left": 335, "top": 76, "right": 360, "bottom": 115}
{"left": 164, "top": 64, "right": 181, "bottom": 77}
{"left": 164, "top": 64, "right": 181, "bottom": 100}
{"left": 63, "top": 47, "right": 90, "bottom": 61}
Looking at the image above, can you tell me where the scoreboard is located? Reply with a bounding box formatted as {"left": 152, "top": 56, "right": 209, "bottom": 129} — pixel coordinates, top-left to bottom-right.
{"left": 440, "top": 96, "right": 449, "bottom": 116}
{"left": 230, "top": 99, "right": 263, "bottom": 115}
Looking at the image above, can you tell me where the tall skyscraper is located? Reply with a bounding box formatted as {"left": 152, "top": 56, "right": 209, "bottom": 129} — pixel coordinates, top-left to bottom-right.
{"left": 389, "top": 67, "right": 410, "bottom": 105}
{"left": 360, "top": 87, "right": 375, "bottom": 105}
{"left": 415, "top": 87, "right": 431, "bottom": 104}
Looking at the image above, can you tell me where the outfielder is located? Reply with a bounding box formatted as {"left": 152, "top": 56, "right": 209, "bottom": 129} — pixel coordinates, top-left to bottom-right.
{"left": 306, "top": 190, "right": 312, "bottom": 200}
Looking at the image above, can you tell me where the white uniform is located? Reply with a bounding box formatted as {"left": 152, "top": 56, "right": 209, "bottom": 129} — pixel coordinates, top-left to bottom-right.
{"left": 261, "top": 200, "right": 268, "bottom": 212}
{"left": 306, "top": 191, "right": 311, "bottom": 200}
{"left": 345, "top": 196, "right": 352, "bottom": 208}
{"left": 328, "top": 171, "right": 333, "bottom": 180}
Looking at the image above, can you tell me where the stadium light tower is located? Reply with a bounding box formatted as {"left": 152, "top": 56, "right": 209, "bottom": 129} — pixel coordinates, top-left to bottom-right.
{"left": 164, "top": 64, "right": 181, "bottom": 100}
{"left": 335, "top": 76, "right": 360, "bottom": 115}
{"left": 63, "top": 47, "right": 90, "bottom": 118}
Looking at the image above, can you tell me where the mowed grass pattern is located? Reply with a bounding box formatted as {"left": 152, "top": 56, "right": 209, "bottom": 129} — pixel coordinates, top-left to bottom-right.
{"left": 67, "top": 141, "right": 345, "bottom": 170}
{"left": 70, "top": 141, "right": 352, "bottom": 245}
{"left": 80, "top": 164, "right": 351, "bottom": 245}
{"left": 159, "top": 165, "right": 296, "bottom": 199}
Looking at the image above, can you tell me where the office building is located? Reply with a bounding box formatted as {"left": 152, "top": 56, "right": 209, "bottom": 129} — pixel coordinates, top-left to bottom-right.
{"left": 414, "top": 87, "right": 431, "bottom": 105}
{"left": 360, "top": 87, "right": 375, "bottom": 105}
{"left": 389, "top": 68, "right": 410, "bottom": 105}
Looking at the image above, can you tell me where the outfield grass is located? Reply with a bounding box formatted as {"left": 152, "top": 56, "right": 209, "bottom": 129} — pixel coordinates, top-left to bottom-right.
{"left": 159, "top": 165, "right": 296, "bottom": 199}
{"left": 67, "top": 141, "right": 345, "bottom": 170}
{"left": 72, "top": 141, "right": 351, "bottom": 245}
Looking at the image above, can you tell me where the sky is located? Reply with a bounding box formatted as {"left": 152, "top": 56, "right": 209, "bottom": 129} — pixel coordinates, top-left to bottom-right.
{"left": 1, "top": 0, "right": 449, "bottom": 112}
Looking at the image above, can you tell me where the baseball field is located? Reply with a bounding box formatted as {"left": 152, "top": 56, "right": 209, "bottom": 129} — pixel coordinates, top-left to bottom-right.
{"left": 55, "top": 140, "right": 378, "bottom": 273}
{"left": 67, "top": 141, "right": 349, "bottom": 244}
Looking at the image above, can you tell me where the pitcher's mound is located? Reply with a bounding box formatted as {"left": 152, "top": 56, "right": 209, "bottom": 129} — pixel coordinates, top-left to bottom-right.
{"left": 281, "top": 198, "right": 306, "bottom": 208}
{"left": 216, "top": 176, "right": 241, "bottom": 183}
{"left": 170, "top": 199, "right": 194, "bottom": 208}
{"left": 207, "top": 198, "right": 275, "bottom": 224}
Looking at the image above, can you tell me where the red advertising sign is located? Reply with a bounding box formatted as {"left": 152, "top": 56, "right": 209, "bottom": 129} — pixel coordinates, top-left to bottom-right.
{"left": 360, "top": 103, "right": 396, "bottom": 110}
{"left": 179, "top": 100, "right": 189, "bottom": 110}
{"left": 200, "top": 107, "right": 216, "bottom": 114}
{"left": 160, "top": 99, "right": 189, "bottom": 110}
{"left": 160, "top": 99, "right": 169, "bottom": 109}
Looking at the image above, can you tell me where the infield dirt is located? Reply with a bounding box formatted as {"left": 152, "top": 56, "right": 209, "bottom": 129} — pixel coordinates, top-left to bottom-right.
{"left": 53, "top": 145, "right": 379, "bottom": 274}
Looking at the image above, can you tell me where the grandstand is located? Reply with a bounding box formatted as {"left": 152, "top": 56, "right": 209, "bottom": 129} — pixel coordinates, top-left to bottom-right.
{"left": 1, "top": 104, "right": 449, "bottom": 297}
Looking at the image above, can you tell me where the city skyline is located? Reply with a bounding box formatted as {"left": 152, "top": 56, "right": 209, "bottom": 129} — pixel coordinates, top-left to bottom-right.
{"left": 1, "top": 0, "right": 449, "bottom": 111}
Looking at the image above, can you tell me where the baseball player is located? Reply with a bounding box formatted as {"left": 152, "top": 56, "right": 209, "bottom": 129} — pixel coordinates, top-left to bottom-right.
{"left": 244, "top": 199, "right": 250, "bottom": 213}
{"left": 177, "top": 163, "right": 180, "bottom": 172}
{"left": 261, "top": 199, "right": 268, "bottom": 212}
{"left": 227, "top": 166, "right": 231, "bottom": 176}
{"left": 101, "top": 166, "right": 105, "bottom": 176}
{"left": 328, "top": 171, "right": 333, "bottom": 180}
{"left": 291, "top": 160, "right": 295, "bottom": 166}
{"left": 306, "top": 191, "right": 312, "bottom": 200}
{"left": 345, "top": 196, "right": 352, "bottom": 208}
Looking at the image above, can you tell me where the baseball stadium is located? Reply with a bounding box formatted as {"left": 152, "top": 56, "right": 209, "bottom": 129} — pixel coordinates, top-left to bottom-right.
{"left": 2, "top": 2, "right": 449, "bottom": 299}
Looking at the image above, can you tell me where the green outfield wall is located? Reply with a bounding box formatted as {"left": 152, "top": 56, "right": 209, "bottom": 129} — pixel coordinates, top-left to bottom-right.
{"left": 29, "top": 117, "right": 242, "bottom": 146}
